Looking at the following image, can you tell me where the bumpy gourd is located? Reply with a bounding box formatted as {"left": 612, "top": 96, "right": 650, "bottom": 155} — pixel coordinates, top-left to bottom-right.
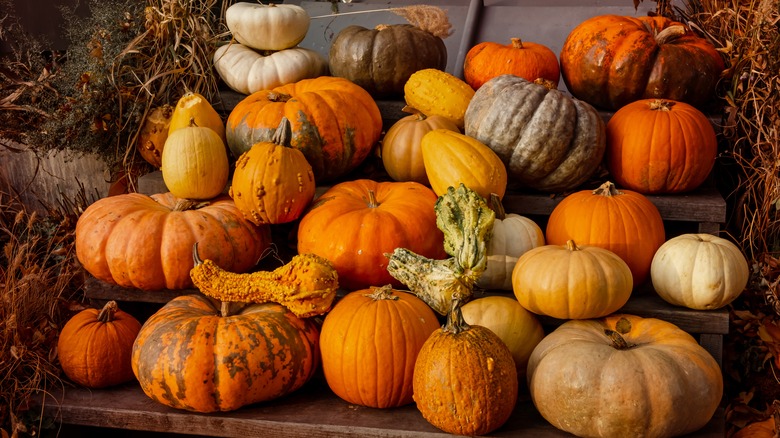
{"left": 190, "top": 244, "right": 339, "bottom": 318}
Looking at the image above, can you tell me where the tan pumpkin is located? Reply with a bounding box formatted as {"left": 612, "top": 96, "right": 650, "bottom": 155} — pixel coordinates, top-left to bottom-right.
{"left": 380, "top": 106, "right": 460, "bottom": 186}
{"left": 225, "top": 2, "right": 310, "bottom": 51}
{"left": 421, "top": 128, "right": 507, "bottom": 201}
{"left": 528, "top": 314, "right": 723, "bottom": 437}
{"left": 404, "top": 68, "right": 475, "bottom": 129}
{"left": 650, "top": 233, "right": 749, "bottom": 310}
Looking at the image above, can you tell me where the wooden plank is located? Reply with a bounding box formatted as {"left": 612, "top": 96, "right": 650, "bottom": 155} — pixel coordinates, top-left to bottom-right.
{"left": 36, "top": 379, "right": 725, "bottom": 438}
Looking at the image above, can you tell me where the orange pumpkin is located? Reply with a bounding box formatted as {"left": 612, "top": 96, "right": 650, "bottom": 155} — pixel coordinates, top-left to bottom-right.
{"left": 464, "top": 37, "right": 560, "bottom": 90}
{"left": 297, "top": 179, "right": 446, "bottom": 290}
{"left": 606, "top": 99, "right": 718, "bottom": 194}
{"left": 75, "top": 192, "right": 270, "bottom": 290}
{"left": 225, "top": 76, "right": 382, "bottom": 182}
{"left": 319, "top": 285, "right": 440, "bottom": 408}
{"left": 545, "top": 181, "right": 665, "bottom": 286}
{"left": 57, "top": 301, "right": 142, "bottom": 388}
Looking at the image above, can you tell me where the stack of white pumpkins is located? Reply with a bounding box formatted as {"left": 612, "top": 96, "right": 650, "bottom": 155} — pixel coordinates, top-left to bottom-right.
{"left": 213, "top": 3, "right": 328, "bottom": 95}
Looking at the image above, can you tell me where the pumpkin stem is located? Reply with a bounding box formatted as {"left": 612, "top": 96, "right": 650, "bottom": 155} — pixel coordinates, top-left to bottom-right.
{"left": 97, "top": 300, "right": 118, "bottom": 323}
{"left": 192, "top": 242, "right": 203, "bottom": 267}
{"left": 173, "top": 199, "right": 209, "bottom": 211}
{"left": 272, "top": 117, "right": 293, "bottom": 147}
{"left": 648, "top": 99, "right": 675, "bottom": 111}
{"left": 533, "top": 78, "right": 557, "bottom": 91}
{"left": 375, "top": 24, "right": 391, "bottom": 31}
{"left": 365, "top": 190, "right": 380, "bottom": 208}
{"left": 267, "top": 92, "right": 292, "bottom": 103}
{"left": 510, "top": 37, "right": 523, "bottom": 49}
{"left": 188, "top": 117, "right": 198, "bottom": 128}
{"left": 364, "top": 284, "right": 400, "bottom": 301}
{"left": 442, "top": 291, "right": 470, "bottom": 335}
{"left": 401, "top": 105, "right": 428, "bottom": 121}
{"left": 604, "top": 328, "right": 636, "bottom": 350}
{"left": 655, "top": 25, "right": 687, "bottom": 45}
{"left": 592, "top": 181, "right": 622, "bottom": 198}
{"left": 488, "top": 193, "right": 506, "bottom": 220}
{"left": 564, "top": 240, "right": 582, "bottom": 252}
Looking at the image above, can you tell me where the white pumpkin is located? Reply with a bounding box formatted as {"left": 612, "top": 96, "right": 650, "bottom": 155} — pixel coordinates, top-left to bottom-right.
{"left": 477, "top": 194, "right": 545, "bottom": 290}
{"left": 650, "top": 233, "right": 749, "bottom": 310}
{"left": 225, "top": 3, "right": 310, "bottom": 51}
{"left": 213, "top": 43, "right": 328, "bottom": 95}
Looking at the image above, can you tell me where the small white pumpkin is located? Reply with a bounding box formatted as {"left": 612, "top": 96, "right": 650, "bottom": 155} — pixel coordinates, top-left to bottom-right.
{"left": 650, "top": 233, "right": 749, "bottom": 310}
{"left": 213, "top": 43, "right": 328, "bottom": 95}
{"left": 225, "top": 3, "right": 310, "bottom": 51}
{"left": 477, "top": 194, "right": 545, "bottom": 290}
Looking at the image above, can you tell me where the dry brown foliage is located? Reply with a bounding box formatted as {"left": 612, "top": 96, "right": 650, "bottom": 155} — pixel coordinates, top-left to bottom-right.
{"left": 311, "top": 5, "right": 453, "bottom": 39}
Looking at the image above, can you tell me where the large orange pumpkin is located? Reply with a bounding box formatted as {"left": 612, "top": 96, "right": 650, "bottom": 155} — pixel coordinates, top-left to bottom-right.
{"left": 606, "top": 98, "right": 718, "bottom": 194}
{"left": 297, "top": 179, "right": 446, "bottom": 290}
{"left": 559, "top": 14, "right": 725, "bottom": 111}
{"left": 225, "top": 76, "right": 383, "bottom": 182}
{"left": 463, "top": 37, "right": 560, "bottom": 90}
{"left": 132, "top": 295, "right": 320, "bottom": 413}
{"left": 75, "top": 192, "right": 270, "bottom": 290}
{"left": 545, "top": 181, "right": 665, "bottom": 286}
{"left": 319, "top": 285, "right": 440, "bottom": 408}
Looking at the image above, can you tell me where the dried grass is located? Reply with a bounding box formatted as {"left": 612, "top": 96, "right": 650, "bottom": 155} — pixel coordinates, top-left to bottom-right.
{"left": 311, "top": 5, "right": 453, "bottom": 39}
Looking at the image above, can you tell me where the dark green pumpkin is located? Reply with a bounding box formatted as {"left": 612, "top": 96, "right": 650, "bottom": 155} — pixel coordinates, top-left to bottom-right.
{"left": 328, "top": 24, "right": 447, "bottom": 98}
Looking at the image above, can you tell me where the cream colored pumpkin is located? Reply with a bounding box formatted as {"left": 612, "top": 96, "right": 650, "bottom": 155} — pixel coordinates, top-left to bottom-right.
{"left": 478, "top": 194, "right": 545, "bottom": 290}
{"left": 161, "top": 122, "right": 229, "bottom": 200}
{"left": 213, "top": 43, "right": 328, "bottom": 96}
{"left": 461, "top": 295, "right": 545, "bottom": 380}
{"left": 650, "top": 233, "right": 749, "bottom": 310}
{"left": 225, "top": 3, "right": 310, "bottom": 51}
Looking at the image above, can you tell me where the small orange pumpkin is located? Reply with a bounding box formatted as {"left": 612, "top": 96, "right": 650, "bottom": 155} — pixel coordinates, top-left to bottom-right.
{"left": 464, "top": 37, "right": 560, "bottom": 90}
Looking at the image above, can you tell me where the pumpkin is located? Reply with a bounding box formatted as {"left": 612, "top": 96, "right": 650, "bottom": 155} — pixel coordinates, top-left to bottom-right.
{"left": 477, "top": 193, "right": 545, "bottom": 290}
{"left": 161, "top": 119, "right": 230, "bottom": 201}
{"left": 226, "top": 76, "right": 382, "bottom": 182}
{"left": 650, "top": 233, "right": 749, "bottom": 310}
{"left": 297, "top": 179, "right": 446, "bottom": 290}
{"left": 512, "top": 240, "right": 633, "bottom": 319}
{"left": 528, "top": 314, "right": 723, "bottom": 437}
{"left": 404, "top": 68, "right": 475, "bottom": 129}
{"left": 136, "top": 104, "right": 173, "bottom": 168}
{"left": 229, "top": 117, "right": 316, "bottom": 225}
{"left": 460, "top": 295, "right": 545, "bottom": 380}
{"left": 213, "top": 43, "right": 328, "bottom": 96}
{"left": 132, "top": 294, "right": 320, "bottom": 413}
{"left": 463, "top": 37, "right": 560, "bottom": 90}
{"left": 319, "top": 285, "right": 440, "bottom": 408}
{"left": 464, "top": 75, "right": 606, "bottom": 192}
{"left": 167, "top": 91, "right": 225, "bottom": 144}
{"left": 606, "top": 98, "right": 718, "bottom": 194}
{"left": 225, "top": 2, "right": 310, "bottom": 51}
{"left": 380, "top": 106, "right": 460, "bottom": 186}
{"left": 413, "top": 294, "right": 518, "bottom": 436}
{"left": 559, "top": 14, "right": 725, "bottom": 111}
{"left": 57, "top": 301, "right": 142, "bottom": 388}
{"left": 75, "top": 192, "right": 270, "bottom": 291}
{"left": 328, "top": 24, "right": 447, "bottom": 98}
{"left": 545, "top": 181, "right": 665, "bottom": 286}
{"left": 421, "top": 128, "right": 508, "bottom": 201}
{"left": 733, "top": 417, "right": 776, "bottom": 438}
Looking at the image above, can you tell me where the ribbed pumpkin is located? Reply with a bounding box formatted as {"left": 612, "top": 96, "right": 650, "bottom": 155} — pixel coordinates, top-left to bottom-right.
{"left": 559, "top": 14, "right": 725, "bottom": 111}
{"left": 229, "top": 117, "right": 315, "bottom": 225}
{"left": 75, "top": 192, "right": 270, "bottom": 290}
{"left": 226, "top": 76, "right": 382, "bottom": 182}
{"left": 421, "top": 129, "right": 507, "bottom": 201}
{"left": 380, "top": 106, "right": 460, "bottom": 186}
{"left": 460, "top": 295, "right": 545, "bottom": 380}
{"left": 413, "top": 296, "right": 518, "bottom": 436}
{"left": 297, "top": 179, "right": 446, "bottom": 290}
{"left": 161, "top": 119, "right": 230, "bottom": 200}
{"left": 651, "top": 233, "right": 749, "bottom": 310}
{"left": 319, "top": 285, "right": 440, "bottom": 408}
{"left": 136, "top": 104, "right": 173, "bottom": 168}
{"left": 404, "top": 68, "right": 475, "bottom": 129}
{"left": 132, "top": 295, "right": 320, "bottom": 413}
{"left": 57, "top": 301, "right": 142, "bottom": 388}
{"left": 545, "top": 181, "right": 665, "bottom": 286}
{"left": 463, "top": 37, "right": 560, "bottom": 90}
{"left": 528, "top": 314, "right": 723, "bottom": 437}
{"left": 225, "top": 2, "right": 310, "bottom": 51}
{"left": 329, "top": 24, "right": 447, "bottom": 98}
{"left": 512, "top": 240, "right": 634, "bottom": 319}
{"left": 606, "top": 99, "right": 718, "bottom": 194}
{"left": 168, "top": 91, "right": 225, "bottom": 144}
{"left": 464, "top": 75, "right": 606, "bottom": 192}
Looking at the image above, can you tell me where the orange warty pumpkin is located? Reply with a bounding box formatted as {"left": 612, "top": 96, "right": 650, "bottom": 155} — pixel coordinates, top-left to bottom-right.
{"left": 225, "top": 76, "right": 382, "bottom": 182}
{"left": 57, "top": 301, "right": 142, "bottom": 388}
{"left": 606, "top": 99, "right": 718, "bottom": 194}
{"left": 545, "top": 181, "right": 665, "bottom": 286}
{"left": 132, "top": 295, "right": 320, "bottom": 413}
{"left": 75, "top": 192, "right": 270, "bottom": 290}
{"left": 560, "top": 14, "right": 725, "bottom": 111}
{"left": 464, "top": 37, "right": 560, "bottom": 90}
{"left": 297, "top": 179, "right": 446, "bottom": 290}
{"left": 319, "top": 285, "right": 440, "bottom": 408}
